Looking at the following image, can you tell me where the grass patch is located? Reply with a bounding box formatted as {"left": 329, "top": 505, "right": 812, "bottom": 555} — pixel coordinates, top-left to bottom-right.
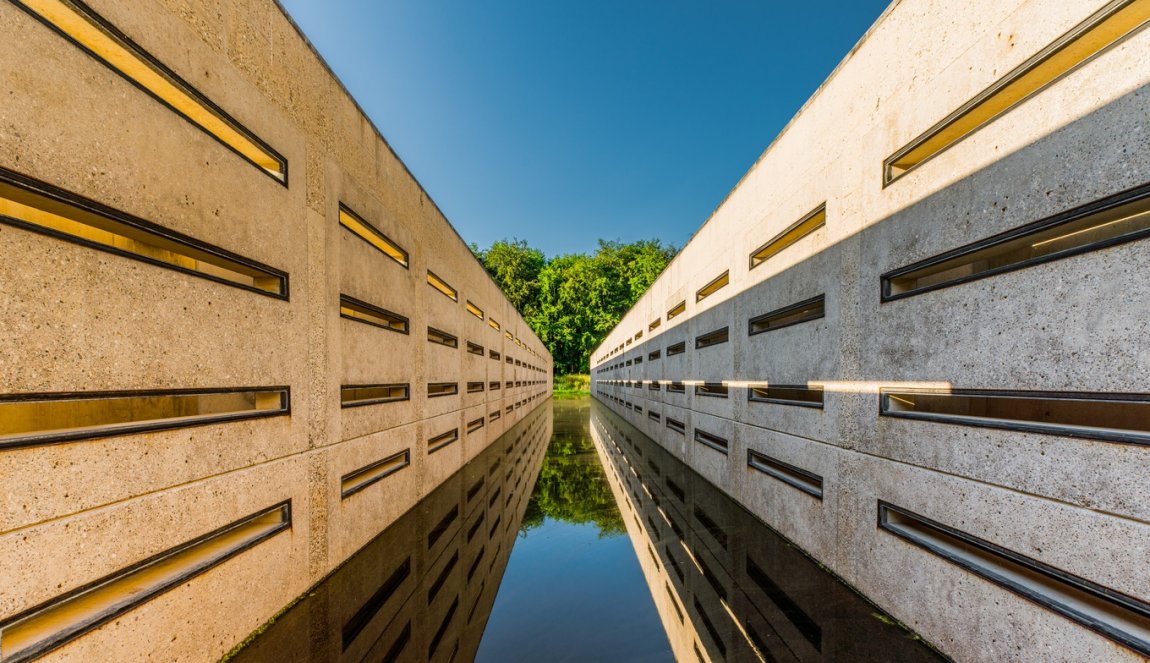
{"left": 553, "top": 373, "right": 590, "bottom": 396}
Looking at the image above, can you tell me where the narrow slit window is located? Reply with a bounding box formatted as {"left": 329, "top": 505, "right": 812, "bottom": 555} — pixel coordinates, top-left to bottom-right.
{"left": 648, "top": 350, "right": 661, "bottom": 361}
{"left": 750, "top": 204, "right": 826, "bottom": 269}
{"left": 11, "top": 0, "right": 287, "bottom": 182}
{"left": 428, "top": 428, "right": 459, "bottom": 454}
{"left": 695, "top": 383, "right": 729, "bottom": 399}
{"left": 879, "top": 502, "right": 1150, "bottom": 658}
{"left": 467, "top": 341, "right": 484, "bottom": 356}
{"left": 648, "top": 382, "right": 661, "bottom": 392}
{"left": 338, "top": 205, "right": 408, "bottom": 267}
{"left": 426, "top": 271, "right": 457, "bottom": 301}
{"left": 650, "top": 318, "right": 662, "bottom": 331}
{"left": 747, "top": 450, "right": 823, "bottom": 499}
{"left": 695, "top": 326, "right": 729, "bottom": 349}
{"left": 427, "top": 327, "right": 458, "bottom": 349}
{"left": 506, "top": 405, "right": 513, "bottom": 414}
{"left": 667, "top": 342, "right": 686, "bottom": 357}
{"left": 880, "top": 388, "right": 1150, "bottom": 444}
{"left": 466, "top": 382, "right": 485, "bottom": 394}
{"left": 0, "top": 502, "right": 290, "bottom": 662}
{"left": 884, "top": 1, "right": 1150, "bottom": 184}
{"left": 667, "top": 382, "right": 685, "bottom": 394}
{"left": 505, "top": 331, "right": 514, "bottom": 341}
{"left": 667, "top": 301, "right": 686, "bottom": 320}
{"left": 749, "top": 295, "right": 825, "bottom": 335}
{"left": 466, "top": 301, "right": 484, "bottom": 319}
{"left": 882, "top": 184, "right": 1150, "bottom": 301}
{"left": 490, "top": 350, "right": 501, "bottom": 361}
{"left": 648, "top": 410, "right": 661, "bottom": 422}
{"left": 694, "top": 428, "right": 729, "bottom": 455}
{"left": 488, "top": 318, "right": 501, "bottom": 331}
{"left": 490, "top": 381, "right": 501, "bottom": 391}
{"left": 467, "top": 417, "right": 485, "bottom": 434}
{"left": 427, "top": 383, "right": 458, "bottom": 398}
{"left": 0, "top": 169, "right": 287, "bottom": 297}
{"left": 340, "top": 295, "right": 408, "bottom": 333}
{"left": 341, "top": 450, "right": 410, "bottom": 498}
{"left": 505, "top": 381, "right": 513, "bottom": 389}
{"left": 666, "top": 418, "right": 686, "bottom": 434}
{"left": 0, "top": 387, "right": 288, "bottom": 449}
{"left": 748, "top": 384, "right": 824, "bottom": 409}
{"left": 696, "top": 271, "right": 730, "bottom": 302}
{"left": 635, "top": 331, "right": 643, "bottom": 341}
{"left": 341, "top": 384, "right": 409, "bottom": 408}
{"left": 489, "top": 410, "right": 501, "bottom": 421}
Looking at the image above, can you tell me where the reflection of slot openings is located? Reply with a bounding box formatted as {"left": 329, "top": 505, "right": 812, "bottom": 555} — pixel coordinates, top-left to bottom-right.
{"left": 488, "top": 488, "right": 502, "bottom": 509}
{"left": 665, "top": 478, "right": 685, "bottom": 503}
{"left": 428, "top": 382, "right": 458, "bottom": 398}
{"left": 696, "top": 383, "right": 728, "bottom": 399}
{"left": 665, "top": 583, "right": 684, "bottom": 623}
{"left": 694, "top": 429, "right": 729, "bottom": 455}
{"left": 427, "top": 506, "right": 459, "bottom": 549}
{"left": 467, "top": 382, "right": 485, "bottom": 394}
{"left": 693, "top": 598, "right": 726, "bottom": 658}
{"left": 666, "top": 546, "right": 685, "bottom": 583}
{"left": 881, "top": 502, "right": 1150, "bottom": 657}
{"left": 881, "top": 389, "right": 1150, "bottom": 444}
{"left": 0, "top": 170, "right": 288, "bottom": 296}
{"left": 428, "top": 597, "right": 459, "bottom": 659}
{"left": 488, "top": 515, "right": 502, "bottom": 539}
{"left": 8, "top": 3, "right": 287, "bottom": 182}
{"left": 885, "top": 183, "right": 1150, "bottom": 300}
{"left": 467, "top": 514, "right": 485, "bottom": 543}
{"left": 694, "top": 507, "right": 729, "bottom": 550}
{"left": 428, "top": 428, "right": 459, "bottom": 454}
{"left": 666, "top": 418, "right": 686, "bottom": 434}
{"left": 467, "top": 417, "right": 485, "bottom": 434}
{"left": 749, "top": 385, "right": 824, "bottom": 409}
{"left": 467, "top": 547, "right": 486, "bottom": 582}
{"left": 467, "top": 477, "right": 485, "bottom": 503}
{"left": 341, "top": 558, "right": 412, "bottom": 650}
{"left": 341, "top": 450, "right": 410, "bottom": 498}
{"left": 748, "top": 450, "right": 823, "bottom": 499}
{"left": 427, "top": 552, "right": 459, "bottom": 605}
{"left": 667, "top": 342, "right": 686, "bottom": 357}
{"left": 341, "top": 384, "right": 408, "bottom": 408}
{"left": 749, "top": 295, "right": 825, "bottom": 335}
{"left": 747, "top": 555, "right": 822, "bottom": 650}
{"left": 0, "top": 502, "right": 290, "bottom": 663}
{"left": 467, "top": 341, "right": 485, "bottom": 356}
{"left": 340, "top": 295, "right": 408, "bottom": 333}
{"left": 695, "top": 326, "right": 729, "bottom": 349}
{"left": 427, "top": 327, "right": 458, "bottom": 348}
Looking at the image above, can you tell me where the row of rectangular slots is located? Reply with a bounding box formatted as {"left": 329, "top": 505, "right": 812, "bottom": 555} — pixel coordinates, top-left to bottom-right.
{"left": 596, "top": 0, "right": 1150, "bottom": 365}
{"left": 600, "top": 398, "right": 1150, "bottom": 659}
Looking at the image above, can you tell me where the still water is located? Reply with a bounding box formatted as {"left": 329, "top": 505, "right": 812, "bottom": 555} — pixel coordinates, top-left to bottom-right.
{"left": 229, "top": 398, "right": 943, "bottom": 662}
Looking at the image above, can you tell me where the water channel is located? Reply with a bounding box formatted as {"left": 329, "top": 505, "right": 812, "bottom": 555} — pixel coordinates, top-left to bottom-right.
{"left": 228, "top": 398, "right": 945, "bottom": 662}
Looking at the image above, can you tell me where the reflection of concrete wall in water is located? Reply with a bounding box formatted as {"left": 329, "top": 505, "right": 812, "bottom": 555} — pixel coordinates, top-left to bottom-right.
{"left": 0, "top": 0, "right": 551, "bottom": 660}
{"left": 229, "top": 405, "right": 552, "bottom": 663}
{"left": 590, "top": 1, "right": 1150, "bottom": 660}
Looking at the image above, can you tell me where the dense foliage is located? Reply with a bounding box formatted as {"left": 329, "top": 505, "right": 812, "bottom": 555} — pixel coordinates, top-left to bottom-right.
{"left": 471, "top": 238, "right": 675, "bottom": 373}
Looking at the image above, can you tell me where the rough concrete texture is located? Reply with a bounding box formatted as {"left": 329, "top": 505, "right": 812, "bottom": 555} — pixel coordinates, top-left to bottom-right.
{"left": 0, "top": 0, "right": 551, "bottom": 660}
{"left": 592, "top": 0, "right": 1150, "bottom": 660}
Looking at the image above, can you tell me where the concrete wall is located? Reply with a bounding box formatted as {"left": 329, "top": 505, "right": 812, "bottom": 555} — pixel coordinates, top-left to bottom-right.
{"left": 0, "top": 0, "right": 550, "bottom": 660}
{"left": 591, "top": 0, "right": 1150, "bottom": 661}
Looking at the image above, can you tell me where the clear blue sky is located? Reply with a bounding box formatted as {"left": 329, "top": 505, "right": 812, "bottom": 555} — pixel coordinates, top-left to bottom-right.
{"left": 279, "top": 0, "right": 890, "bottom": 257}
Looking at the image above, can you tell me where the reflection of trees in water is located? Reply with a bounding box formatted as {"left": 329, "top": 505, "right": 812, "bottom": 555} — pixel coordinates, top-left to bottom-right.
{"left": 521, "top": 402, "right": 625, "bottom": 537}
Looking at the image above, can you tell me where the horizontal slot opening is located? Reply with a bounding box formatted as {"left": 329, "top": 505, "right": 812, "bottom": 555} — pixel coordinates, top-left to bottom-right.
{"left": 466, "top": 382, "right": 485, "bottom": 394}
{"left": 506, "top": 356, "right": 514, "bottom": 365}
{"left": 466, "top": 341, "right": 484, "bottom": 356}
{"left": 747, "top": 450, "right": 823, "bottom": 499}
{"left": 879, "top": 502, "right": 1150, "bottom": 656}
{"left": 667, "top": 342, "right": 686, "bottom": 357}
{"left": 338, "top": 205, "right": 407, "bottom": 267}
{"left": 634, "top": 357, "right": 643, "bottom": 365}
{"left": 341, "top": 384, "right": 409, "bottom": 409}
{"left": 489, "top": 410, "right": 501, "bottom": 421}
{"left": 467, "top": 417, "right": 484, "bottom": 434}
{"left": 884, "top": 0, "right": 1150, "bottom": 184}
{"left": 650, "top": 318, "right": 662, "bottom": 331}
{"left": 648, "top": 350, "right": 661, "bottom": 361}
{"left": 694, "top": 428, "right": 729, "bottom": 455}
{"left": 427, "top": 382, "right": 458, "bottom": 398}
{"left": 340, "top": 295, "right": 408, "bottom": 333}
{"left": 0, "top": 169, "right": 287, "bottom": 297}
{"left": 748, "top": 384, "right": 824, "bottom": 409}
{"left": 695, "top": 326, "right": 729, "bottom": 349}
{"left": 666, "top": 418, "right": 686, "bottom": 434}
{"left": 341, "top": 450, "right": 410, "bottom": 498}
{"left": 505, "top": 331, "right": 514, "bottom": 340}
{"left": 667, "top": 301, "right": 686, "bottom": 320}
{"left": 505, "top": 405, "right": 513, "bottom": 414}
{"left": 505, "top": 381, "right": 513, "bottom": 389}
{"left": 488, "top": 318, "right": 500, "bottom": 331}
{"left": 489, "top": 350, "right": 501, "bottom": 360}
{"left": 648, "top": 382, "right": 661, "bottom": 391}
{"left": 13, "top": 0, "right": 287, "bottom": 182}
{"left": 634, "top": 405, "right": 643, "bottom": 414}
{"left": 635, "top": 331, "right": 643, "bottom": 341}
{"left": 750, "top": 204, "right": 826, "bottom": 269}
{"left": 427, "top": 327, "right": 458, "bottom": 348}
{"left": 466, "top": 301, "right": 484, "bottom": 319}
{"left": 696, "top": 271, "right": 730, "bottom": 302}
{"left": 746, "top": 555, "right": 822, "bottom": 650}
{"left": 667, "top": 382, "right": 685, "bottom": 394}
{"left": 882, "top": 184, "right": 1150, "bottom": 300}
{"left": 0, "top": 387, "right": 288, "bottom": 448}
{"left": 428, "top": 428, "right": 459, "bottom": 454}
{"left": 648, "top": 411, "right": 661, "bottom": 421}
{"left": 489, "top": 381, "right": 501, "bottom": 391}
{"left": 341, "top": 558, "right": 411, "bottom": 650}
{"left": 749, "top": 295, "right": 825, "bottom": 335}
{"left": 696, "top": 383, "right": 729, "bottom": 399}
{"left": 426, "top": 271, "right": 457, "bottom": 301}
{"left": 881, "top": 389, "right": 1150, "bottom": 443}
{"left": 0, "top": 501, "right": 290, "bottom": 662}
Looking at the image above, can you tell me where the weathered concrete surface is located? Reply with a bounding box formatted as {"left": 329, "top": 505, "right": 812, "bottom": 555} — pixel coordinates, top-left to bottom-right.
{"left": 592, "top": 0, "right": 1150, "bottom": 660}
{"left": 0, "top": 0, "right": 550, "bottom": 660}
